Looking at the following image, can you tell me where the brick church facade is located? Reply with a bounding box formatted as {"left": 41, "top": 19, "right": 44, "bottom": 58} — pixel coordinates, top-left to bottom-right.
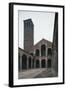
{"left": 18, "top": 19, "right": 52, "bottom": 71}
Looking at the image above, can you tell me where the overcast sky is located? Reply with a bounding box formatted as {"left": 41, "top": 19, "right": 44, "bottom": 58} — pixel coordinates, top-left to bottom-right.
{"left": 18, "top": 10, "right": 55, "bottom": 49}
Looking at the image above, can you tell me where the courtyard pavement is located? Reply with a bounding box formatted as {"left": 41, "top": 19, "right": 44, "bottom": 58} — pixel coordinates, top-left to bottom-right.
{"left": 18, "top": 68, "right": 57, "bottom": 79}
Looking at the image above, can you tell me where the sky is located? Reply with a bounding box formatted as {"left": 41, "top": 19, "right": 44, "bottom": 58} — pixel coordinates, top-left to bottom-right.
{"left": 18, "top": 10, "right": 55, "bottom": 49}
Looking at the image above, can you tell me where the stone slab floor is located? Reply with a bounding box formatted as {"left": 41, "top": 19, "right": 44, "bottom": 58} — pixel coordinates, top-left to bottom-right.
{"left": 18, "top": 68, "right": 57, "bottom": 79}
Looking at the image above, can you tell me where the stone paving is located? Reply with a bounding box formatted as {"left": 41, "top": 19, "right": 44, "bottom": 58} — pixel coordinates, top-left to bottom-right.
{"left": 34, "top": 68, "right": 57, "bottom": 78}
{"left": 18, "top": 68, "right": 57, "bottom": 79}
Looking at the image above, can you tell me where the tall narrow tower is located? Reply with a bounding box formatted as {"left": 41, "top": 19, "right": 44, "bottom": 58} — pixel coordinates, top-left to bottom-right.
{"left": 24, "top": 19, "right": 34, "bottom": 52}
{"left": 52, "top": 13, "right": 58, "bottom": 76}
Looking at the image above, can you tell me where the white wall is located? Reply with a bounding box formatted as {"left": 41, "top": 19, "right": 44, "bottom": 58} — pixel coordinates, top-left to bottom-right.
{"left": 0, "top": 0, "right": 66, "bottom": 90}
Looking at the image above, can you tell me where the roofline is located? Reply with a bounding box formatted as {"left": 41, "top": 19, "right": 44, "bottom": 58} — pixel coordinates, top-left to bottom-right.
{"left": 34, "top": 38, "right": 52, "bottom": 46}
{"left": 18, "top": 47, "right": 33, "bottom": 56}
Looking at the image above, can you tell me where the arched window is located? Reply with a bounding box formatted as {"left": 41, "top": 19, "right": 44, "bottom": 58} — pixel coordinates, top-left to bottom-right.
{"left": 41, "top": 59, "right": 46, "bottom": 68}
{"left": 47, "top": 59, "right": 51, "bottom": 68}
{"left": 35, "top": 49, "right": 39, "bottom": 56}
{"left": 22, "top": 54, "right": 27, "bottom": 69}
{"left": 28, "top": 56, "right": 32, "bottom": 69}
{"left": 36, "top": 59, "right": 40, "bottom": 68}
{"left": 41, "top": 44, "right": 46, "bottom": 56}
{"left": 48, "top": 48, "right": 52, "bottom": 56}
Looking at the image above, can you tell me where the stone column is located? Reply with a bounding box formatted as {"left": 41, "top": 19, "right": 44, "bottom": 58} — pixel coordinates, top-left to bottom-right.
{"left": 33, "top": 58, "right": 35, "bottom": 69}
{"left": 46, "top": 58, "right": 48, "bottom": 68}
{"left": 40, "top": 58, "right": 41, "bottom": 68}
{"left": 31, "top": 58, "right": 32, "bottom": 69}
{"left": 27, "top": 56, "right": 29, "bottom": 70}
{"left": 34, "top": 58, "right": 36, "bottom": 68}
{"left": 34, "top": 49, "right": 36, "bottom": 69}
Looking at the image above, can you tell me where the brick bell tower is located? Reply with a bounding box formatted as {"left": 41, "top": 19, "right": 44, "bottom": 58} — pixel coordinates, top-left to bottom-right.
{"left": 24, "top": 19, "right": 34, "bottom": 52}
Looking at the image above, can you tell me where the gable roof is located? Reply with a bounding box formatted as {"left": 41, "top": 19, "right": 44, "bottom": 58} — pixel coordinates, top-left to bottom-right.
{"left": 34, "top": 38, "right": 52, "bottom": 46}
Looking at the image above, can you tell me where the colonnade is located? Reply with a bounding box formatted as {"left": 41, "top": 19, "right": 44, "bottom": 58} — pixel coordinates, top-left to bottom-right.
{"left": 18, "top": 54, "right": 51, "bottom": 71}
{"left": 18, "top": 44, "right": 52, "bottom": 71}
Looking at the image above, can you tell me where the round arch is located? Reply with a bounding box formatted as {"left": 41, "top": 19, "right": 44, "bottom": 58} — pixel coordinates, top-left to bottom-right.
{"left": 36, "top": 59, "right": 40, "bottom": 68}
{"left": 35, "top": 49, "right": 40, "bottom": 56}
{"left": 41, "top": 44, "right": 46, "bottom": 56}
{"left": 48, "top": 48, "right": 52, "bottom": 56}
{"left": 41, "top": 59, "right": 46, "bottom": 68}
{"left": 22, "top": 54, "right": 27, "bottom": 70}
{"left": 47, "top": 59, "right": 51, "bottom": 68}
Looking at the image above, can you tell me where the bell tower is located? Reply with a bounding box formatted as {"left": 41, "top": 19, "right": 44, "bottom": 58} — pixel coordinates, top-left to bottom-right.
{"left": 24, "top": 19, "right": 34, "bottom": 52}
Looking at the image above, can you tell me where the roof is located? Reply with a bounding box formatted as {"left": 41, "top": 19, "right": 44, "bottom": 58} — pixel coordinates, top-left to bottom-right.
{"left": 19, "top": 38, "right": 52, "bottom": 53}
{"left": 28, "top": 38, "right": 52, "bottom": 52}
{"left": 24, "top": 18, "right": 33, "bottom": 24}
{"left": 18, "top": 47, "right": 33, "bottom": 56}
{"left": 34, "top": 38, "right": 52, "bottom": 46}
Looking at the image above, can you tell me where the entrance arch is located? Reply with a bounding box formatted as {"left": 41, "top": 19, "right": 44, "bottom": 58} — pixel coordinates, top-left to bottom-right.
{"left": 22, "top": 54, "right": 27, "bottom": 69}
{"left": 41, "top": 59, "right": 46, "bottom": 68}
{"left": 36, "top": 59, "right": 40, "bottom": 68}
